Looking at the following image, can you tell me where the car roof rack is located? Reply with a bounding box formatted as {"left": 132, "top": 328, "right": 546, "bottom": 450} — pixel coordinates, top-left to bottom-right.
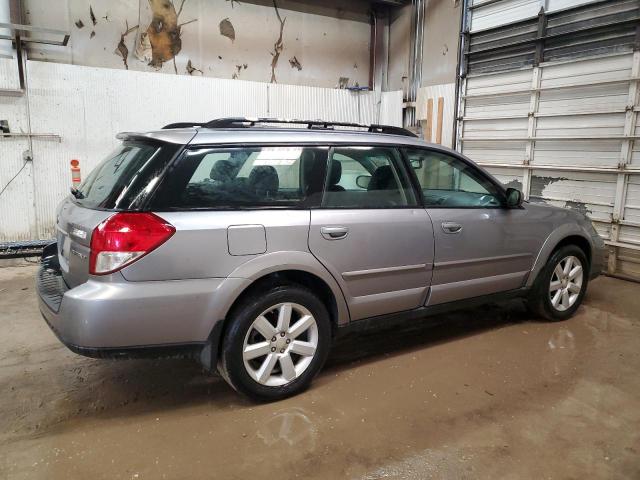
{"left": 162, "top": 122, "right": 205, "bottom": 129}
{"left": 165, "top": 117, "right": 416, "bottom": 137}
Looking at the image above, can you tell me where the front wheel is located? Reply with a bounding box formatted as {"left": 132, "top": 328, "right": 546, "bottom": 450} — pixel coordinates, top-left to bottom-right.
{"left": 219, "top": 284, "right": 331, "bottom": 401}
{"left": 530, "top": 245, "right": 589, "bottom": 321}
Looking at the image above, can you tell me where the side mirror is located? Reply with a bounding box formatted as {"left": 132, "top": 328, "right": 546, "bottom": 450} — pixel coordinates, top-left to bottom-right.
{"left": 356, "top": 175, "right": 371, "bottom": 189}
{"left": 505, "top": 188, "right": 523, "bottom": 208}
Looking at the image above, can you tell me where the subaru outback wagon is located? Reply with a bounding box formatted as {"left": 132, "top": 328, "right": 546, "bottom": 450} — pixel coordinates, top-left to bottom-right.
{"left": 37, "top": 117, "right": 605, "bottom": 401}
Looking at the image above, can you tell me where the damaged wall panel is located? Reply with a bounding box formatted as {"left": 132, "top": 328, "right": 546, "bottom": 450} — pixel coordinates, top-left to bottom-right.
{"left": 23, "top": 0, "right": 371, "bottom": 88}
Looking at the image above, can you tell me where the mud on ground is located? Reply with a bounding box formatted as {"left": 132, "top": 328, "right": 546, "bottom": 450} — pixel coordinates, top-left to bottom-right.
{"left": 1, "top": 265, "right": 639, "bottom": 479}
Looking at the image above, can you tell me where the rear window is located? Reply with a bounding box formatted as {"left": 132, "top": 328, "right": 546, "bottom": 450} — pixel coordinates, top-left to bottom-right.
{"left": 151, "top": 146, "right": 329, "bottom": 209}
{"left": 73, "top": 141, "right": 178, "bottom": 210}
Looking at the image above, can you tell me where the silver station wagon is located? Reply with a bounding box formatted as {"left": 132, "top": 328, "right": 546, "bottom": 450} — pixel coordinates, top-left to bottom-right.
{"left": 37, "top": 118, "right": 605, "bottom": 401}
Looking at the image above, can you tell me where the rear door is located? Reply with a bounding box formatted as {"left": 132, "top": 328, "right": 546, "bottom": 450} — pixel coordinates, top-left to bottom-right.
{"left": 403, "top": 148, "right": 537, "bottom": 305}
{"left": 309, "top": 146, "right": 435, "bottom": 320}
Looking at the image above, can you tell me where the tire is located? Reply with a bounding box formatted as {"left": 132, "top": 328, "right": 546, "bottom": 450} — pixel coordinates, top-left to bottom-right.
{"left": 218, "top": 284, "right": 331, "bottom": 401}
{"left": 529, "top": 245, "right": 589, "bottom": 321}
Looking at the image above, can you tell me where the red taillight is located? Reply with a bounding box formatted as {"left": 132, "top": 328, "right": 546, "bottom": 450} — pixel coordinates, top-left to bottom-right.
{"left": 89, "top": 213, "right": 175, "bottom": 275}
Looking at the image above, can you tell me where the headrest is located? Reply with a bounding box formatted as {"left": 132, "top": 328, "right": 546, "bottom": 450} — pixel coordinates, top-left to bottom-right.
{"left": 248, "top": 166, "right": 279, "bottom": 196}
{"left": 368, "top": 165, "right": 397, "bottom": 191}
{"left": 210, "top": 160, "right": 236, "bottom": 182}
{"left": 328, "top": 160, "right": 342, "bottom": 186}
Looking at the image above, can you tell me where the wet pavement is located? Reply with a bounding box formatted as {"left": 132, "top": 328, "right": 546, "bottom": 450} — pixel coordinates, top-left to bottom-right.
{"left": 1, "top": 264, "right": 639, "bottom": 479}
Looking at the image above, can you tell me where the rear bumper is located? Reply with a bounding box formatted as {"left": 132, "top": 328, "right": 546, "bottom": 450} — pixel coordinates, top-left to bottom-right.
{"left": 37, "top": 244, "right": 248, "bottom": 358}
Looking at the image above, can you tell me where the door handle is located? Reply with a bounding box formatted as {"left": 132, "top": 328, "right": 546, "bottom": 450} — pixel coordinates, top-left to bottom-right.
{"left": 321, "top": 226, "right": 349, "bottom": 240}
{"left": 441, "top": 222, "right": 462, "bottom": 234}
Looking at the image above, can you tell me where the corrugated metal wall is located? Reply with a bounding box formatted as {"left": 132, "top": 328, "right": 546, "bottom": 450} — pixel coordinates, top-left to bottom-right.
{"left": 458, "top": 0, "right": 640, "bottom": 280}
{"left": 0, "top": 60, "right": 403, "bottom": 242}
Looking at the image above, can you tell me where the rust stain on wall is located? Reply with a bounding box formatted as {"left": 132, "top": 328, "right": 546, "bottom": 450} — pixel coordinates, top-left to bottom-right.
{"left": 270, "top": 0, "right": 286, "bottom": 83}
{"left": 219, "top": 18, "right": 235, "bottom": 42}
{"left": 144, "top": 0, "right": 197, "bottom": 68}
{"left": 114, "top": 22, "right": 139, "bottom": 70}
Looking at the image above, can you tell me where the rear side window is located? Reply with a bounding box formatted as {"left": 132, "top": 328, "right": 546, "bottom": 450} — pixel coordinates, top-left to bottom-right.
{"left": 322, "top": 147, "right": 418, "bottom": 208}
{"left": 151, "top": 146, "right": 329, "bottom": 209}
{"left": 74, "top": 141, "right": 177, "bottom": 210}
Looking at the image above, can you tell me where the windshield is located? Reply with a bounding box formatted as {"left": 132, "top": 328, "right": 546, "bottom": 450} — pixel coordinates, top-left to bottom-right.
{"left": 74, "top": 141, "right": 176, "bottom": 210}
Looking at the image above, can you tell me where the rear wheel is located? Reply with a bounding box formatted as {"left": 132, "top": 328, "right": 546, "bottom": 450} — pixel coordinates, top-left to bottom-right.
{"left": 530, "top": 245, "right": 588, "bottom": 321}
{"left": 219, "top": 284, "right": 331, "bottom": 401}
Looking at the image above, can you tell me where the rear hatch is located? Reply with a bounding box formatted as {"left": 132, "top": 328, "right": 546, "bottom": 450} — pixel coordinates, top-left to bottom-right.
{"left": 57, "top": 139, "right": 180, "bottom": 287}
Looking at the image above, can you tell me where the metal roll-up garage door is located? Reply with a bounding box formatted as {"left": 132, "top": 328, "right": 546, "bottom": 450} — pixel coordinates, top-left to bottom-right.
{"left": 457, "top": 0, "right": 640, "bottom": 280}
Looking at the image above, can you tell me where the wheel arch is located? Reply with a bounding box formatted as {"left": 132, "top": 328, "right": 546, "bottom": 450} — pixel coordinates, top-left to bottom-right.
{"left": 526, "top": 226, "right": 593, "bottom": 288}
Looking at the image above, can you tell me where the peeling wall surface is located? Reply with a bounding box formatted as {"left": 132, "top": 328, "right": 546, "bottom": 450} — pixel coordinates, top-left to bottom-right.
{"left": 22, "top": 0, "right": 372, "bottom": 88}
{"left": 0, "top": 60, "right": 403, "bottom": 241}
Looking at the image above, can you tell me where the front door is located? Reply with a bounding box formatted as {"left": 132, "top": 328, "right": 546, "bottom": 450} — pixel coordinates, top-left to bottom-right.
{"left": 402, "top": 147, "right": 537, "bottom": 305}
{"left": 309, "top": 146, "right": 435, "bottom": 320}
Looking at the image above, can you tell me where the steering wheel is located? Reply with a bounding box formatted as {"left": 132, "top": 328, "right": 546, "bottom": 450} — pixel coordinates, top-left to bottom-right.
{"left": 478, "top": 194, "right": 496, "bottom": 207}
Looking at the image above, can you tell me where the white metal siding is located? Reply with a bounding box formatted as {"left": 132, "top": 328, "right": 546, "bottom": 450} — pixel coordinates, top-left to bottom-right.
{"left": 0, "top": 60, "right": 403, "bottom": 242}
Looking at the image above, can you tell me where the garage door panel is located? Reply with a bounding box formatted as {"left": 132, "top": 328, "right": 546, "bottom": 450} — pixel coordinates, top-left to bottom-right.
{"left": 465, "top": 69, "right": 532, "bottom": 96}
{"left": 463, "top": 118, "right": 529, "bottom": 139}
{"left": 532, "top": 139, "right": 622, "bottom": 168}
{"left": 631, "top": 145, "right": 640, "bottom": 168}
{"left": 622, "top": 175, "right": 640, "bottom": 225}
{"left": 537, "top": 83, "right": 629, "bottom": 115}
{"left": 619, "top": 225, "right": 640, "bottom": 245}
{"left": 616, "top": 246, "right": 640, "bottom": 279}
{"left": 529, "top": 171, "right": 616, "bottom": 222}
{"left": 483, "top": 167, "right": 524, "bottom": 190}
{"left": 465, "top": 93, "right": 530, "bottom": 118}
{"left": 535, "top": 113, "right": 626, "bottom": 138}
{"left": 463, "top": 140, "right": 527, "bottom": 164}
{"left": 539, "top": 54, "right": 633, "bottom": 89}
{"left": 591, "top": 220, "right": 612, "bottom": 241}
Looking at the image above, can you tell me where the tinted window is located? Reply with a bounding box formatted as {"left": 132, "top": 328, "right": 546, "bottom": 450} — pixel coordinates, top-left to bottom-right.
{"left": 74, "top": 141, "right": 176, "bottom": 210}
{"left": 323, "top": 147, "right": 418, "bottom": 208}
{"left": 404, "top": 149, "right": 504, "bottom": 207}
{"left": 151, "top": 146, "right": 329, "bottom": 209}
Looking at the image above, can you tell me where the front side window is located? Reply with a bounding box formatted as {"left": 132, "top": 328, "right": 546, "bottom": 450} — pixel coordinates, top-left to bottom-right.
{"left": 151, "top": 146, "right": 328, "bottom": 209}
{"left": 322, "top": 147, "right": 418, "bottom": 208}
{"left": 404, "top": 148, "right": 504, "bottom": 208}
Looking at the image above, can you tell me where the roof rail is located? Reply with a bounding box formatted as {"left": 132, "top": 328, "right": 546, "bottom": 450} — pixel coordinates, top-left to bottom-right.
{"left": 162, "top": 122, "right": 204, "bottom": 129}
{"left": 199, "top": 117, "right": 417, "bottom": 137}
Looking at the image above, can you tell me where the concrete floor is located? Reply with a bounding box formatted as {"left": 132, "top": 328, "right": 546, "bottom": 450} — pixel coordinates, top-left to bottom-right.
{"left": 1, "top": 265, "right": 639, "bottom": 479}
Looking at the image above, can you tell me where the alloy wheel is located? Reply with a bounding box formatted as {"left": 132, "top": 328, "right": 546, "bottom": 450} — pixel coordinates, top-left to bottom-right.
{"left": 242, "top": 302, "right": 319, "bottom": 387}
{"left": 549, "top": 255, "right": 583, "bottom": 312}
